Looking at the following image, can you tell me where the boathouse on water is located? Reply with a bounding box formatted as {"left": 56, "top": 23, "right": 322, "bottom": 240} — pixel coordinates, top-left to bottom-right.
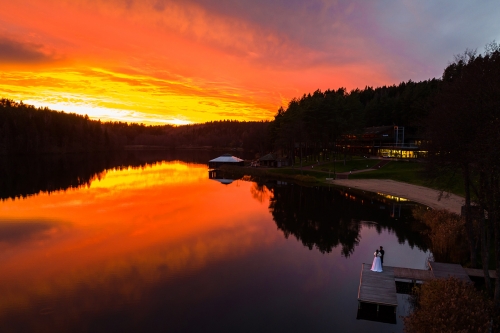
{"left": 208, "top": 153, "right": 244, "bottom": 169}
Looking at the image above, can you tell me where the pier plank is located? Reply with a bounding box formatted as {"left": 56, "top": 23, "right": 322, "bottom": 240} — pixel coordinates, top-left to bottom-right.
{"left": 358, "top": 263, "right": 398, "bottom": 306}
{"left": 428, "top": 262, "right": 471, "bottom": 282}
{"left": 357, "top": 262, "right": 476, "bottom": 311}
{"left": 393, "top": 267, "right": 434, "bottom": 281}
{"left": 463, "top": 268, "right": 497, "bottom": 279}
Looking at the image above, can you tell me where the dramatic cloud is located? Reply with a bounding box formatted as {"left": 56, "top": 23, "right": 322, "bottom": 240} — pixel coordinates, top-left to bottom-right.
{"left": 0, "top": 37, "right": 58, "bottom": 64}
{"left": 0, "top": 0, "right": 499, "bottom": 123}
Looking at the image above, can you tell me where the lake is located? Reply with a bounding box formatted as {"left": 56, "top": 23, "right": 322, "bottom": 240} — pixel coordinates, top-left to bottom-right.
{"left": 0, "top": 151, "right": 431, "bottom": 332}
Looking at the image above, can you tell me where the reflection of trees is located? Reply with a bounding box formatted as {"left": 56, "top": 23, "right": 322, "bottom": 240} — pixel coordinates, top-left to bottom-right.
{"left": 267, "top": 183, "right": 429, "bottom": 257}
{"left": 414, "top": 209, "right": 469, "bottom": 264}
{"left": 250, "top": 183, "right": 271, "bottom": 203}
{"left": 0, "top": 150, "right": 230, "bottom": 200}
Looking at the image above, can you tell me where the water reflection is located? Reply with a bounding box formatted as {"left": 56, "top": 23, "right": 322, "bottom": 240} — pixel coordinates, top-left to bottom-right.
{"left": 0, "top": 219, "right": 69, "bottom": 245}
{"left": 0, "top": 161, "right": 277, "bottom": 332}
{"left": 0, "top": 150, "right": 251, "bottom": 200}
{"left": 208, "top": 169, "right": 238, "bottom": 185}
{"left": 0, "top": 156, "right": 429, "bottom": 332}
{"left": 266, "top": 183, "right": 430, "bottom": 257}
{"left": 356, "top": 303, "right": 397, "bottom": 324}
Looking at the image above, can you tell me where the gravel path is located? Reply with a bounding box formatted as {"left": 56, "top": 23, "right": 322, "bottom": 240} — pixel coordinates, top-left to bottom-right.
{"left": 329, "top": 179, "right": 464, "bottom": 214}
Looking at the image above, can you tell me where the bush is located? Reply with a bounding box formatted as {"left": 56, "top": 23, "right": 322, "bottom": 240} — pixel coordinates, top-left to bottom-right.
{"left": 404, "top": 277, "right": 494, "bottom": 333}
{"left": 416, "top": 209, "right": 469, "bottom": 263}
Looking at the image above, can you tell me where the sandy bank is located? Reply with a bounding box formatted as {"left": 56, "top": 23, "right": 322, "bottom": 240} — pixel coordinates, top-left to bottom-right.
{"left": 330, "top": 179, "right": 464, "bottom": 214}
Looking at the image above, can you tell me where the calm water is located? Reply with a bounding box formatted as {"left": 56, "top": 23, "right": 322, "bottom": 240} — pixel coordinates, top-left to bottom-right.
{"left": 0, "top": 152, "right": 430, "bottom": 333}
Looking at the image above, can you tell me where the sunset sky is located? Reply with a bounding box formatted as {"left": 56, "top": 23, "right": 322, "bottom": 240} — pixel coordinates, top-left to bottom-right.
{"left": 1, "top": 0, "right": 498, "bottom": 124}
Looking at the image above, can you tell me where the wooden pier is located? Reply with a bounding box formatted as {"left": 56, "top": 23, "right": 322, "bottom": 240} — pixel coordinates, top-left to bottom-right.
{"left": 428, "top": 262, "right": 471, "bottom": 282}
{"left": 357, "top": 261, "right": 473, "bottom": 314}
{"left": 393, "top": 266, "right": 434, "bottom": 281}
{"left": 358, "top": 264, "right": 398, "bottom": 309}
{"left": 463, "top": 267, "right": 497, "bottom": 279}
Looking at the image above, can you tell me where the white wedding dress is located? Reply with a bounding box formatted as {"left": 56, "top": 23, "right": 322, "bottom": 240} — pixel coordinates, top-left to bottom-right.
{"left": 371, "top": 253, "right": 383, "bottom": 272}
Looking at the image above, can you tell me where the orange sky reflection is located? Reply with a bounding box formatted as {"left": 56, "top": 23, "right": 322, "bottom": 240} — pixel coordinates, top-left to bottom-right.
{"left": 0, "top": 161, "right": 279, "bottom": 312}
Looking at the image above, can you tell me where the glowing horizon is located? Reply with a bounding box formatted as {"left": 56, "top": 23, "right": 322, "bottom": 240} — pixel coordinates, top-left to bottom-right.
{"left": 1, "top": 0, "right": 498, "bottom": 124}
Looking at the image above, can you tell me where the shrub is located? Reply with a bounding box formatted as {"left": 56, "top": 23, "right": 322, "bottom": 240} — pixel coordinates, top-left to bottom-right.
{"left": 404, "top": 277, "right": 493, "bottom": 333}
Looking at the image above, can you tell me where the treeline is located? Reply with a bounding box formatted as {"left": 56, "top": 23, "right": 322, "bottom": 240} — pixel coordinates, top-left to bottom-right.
{"left": 270, "top": 42, "right": 500, "bottom": 313}
{"left": 425, "top": 44, "right": 500, "bottom": 307}
{"left": 0, "top": 99, "right": 114, "bottom": 154}
{"left": 165, "top": 120, "right": 270, "bottom": 153}
{"left": 0, "top": 99, "right": 271, "bottom": 154}
{"left": 269, "top": 79, "right": 440, "bottom": 160}
{"left": 0, "top": 77, "right": 440, "bottom": 157}
{"left": 0, "top": 150, "right": 227, "bottom": 201}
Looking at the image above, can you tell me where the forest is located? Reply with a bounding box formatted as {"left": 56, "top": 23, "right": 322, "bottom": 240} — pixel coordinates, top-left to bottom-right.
{"left": 425, "top": 45, "right": 500, "bottom": 308}
{"left": 272, "top": 44, "right": 500, "bottom": 314}
{"left": 269, "top": 79, "right": 439, "bottom": 161}
{"left": 0, "top": 99, "right": 271, "bottom": 155}
{"left": 0, "top": 78, "right": 439, "bottom": 157}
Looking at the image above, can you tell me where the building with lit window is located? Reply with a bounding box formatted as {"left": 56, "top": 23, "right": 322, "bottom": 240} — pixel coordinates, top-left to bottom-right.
{"left": 336, "top": 126, "right": 427, "bottom": 158}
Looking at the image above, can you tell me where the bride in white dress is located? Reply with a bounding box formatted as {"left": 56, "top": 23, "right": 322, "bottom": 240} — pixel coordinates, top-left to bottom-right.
{"left": 371, "top": 249, "right": 383, "bottom": 272}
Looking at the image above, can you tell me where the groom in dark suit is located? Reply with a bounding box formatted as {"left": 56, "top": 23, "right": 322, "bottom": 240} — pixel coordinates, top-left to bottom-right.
{"left": 379, "top": 246, "right": 385, "bottom": 266}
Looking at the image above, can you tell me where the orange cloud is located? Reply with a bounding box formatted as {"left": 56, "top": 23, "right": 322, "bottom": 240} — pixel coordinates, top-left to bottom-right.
{"left": 0, "top": 0, "right": 411, "bottom": 124}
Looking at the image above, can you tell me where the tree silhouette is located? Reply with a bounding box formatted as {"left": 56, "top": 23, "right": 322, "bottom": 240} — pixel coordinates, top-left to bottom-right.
{"left": 426, "top": 43, "right": 500, "bottom": 306}
{"left": 266, "top": 183, "right": 429, "bottom": 257}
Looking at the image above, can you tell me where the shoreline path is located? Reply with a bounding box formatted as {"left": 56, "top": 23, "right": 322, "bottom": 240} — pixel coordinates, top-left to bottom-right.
{"left": 329, "top": 179, "right": 464, "bottom": 214}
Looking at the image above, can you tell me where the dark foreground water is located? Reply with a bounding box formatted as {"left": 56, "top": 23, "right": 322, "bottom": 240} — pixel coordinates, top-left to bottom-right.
{"left": 0, "top": 152, "right": 430, "bottom": 332}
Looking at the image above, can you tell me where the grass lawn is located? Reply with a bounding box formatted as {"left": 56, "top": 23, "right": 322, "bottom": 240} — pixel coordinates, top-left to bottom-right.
{"left": 350, "top": 161, "right": 425, "bottom": 182}
{"left": 262, "top": 158, "right": 382, "bottom": 185}
{"left": 350, "top": 161, "right": 466, "bottom": 197}
{"left": 292, "top": 158, "right": 378, "bottom": 173}
{"left": 221, "top": 165, "right": 326, "bottom": 185}
{"left": 266, "top": 168, "right": 327, "bottom": 181}
{"left": 317, "top": 159, "right": 379, "bottom": 173}
{"left": 227, "top": 159, "right": 466, "bottom": 197}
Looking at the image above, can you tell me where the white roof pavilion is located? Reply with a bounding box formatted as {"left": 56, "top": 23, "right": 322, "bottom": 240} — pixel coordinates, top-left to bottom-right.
{"left": 209, "top": 154, "right": 244, "bottom": 163}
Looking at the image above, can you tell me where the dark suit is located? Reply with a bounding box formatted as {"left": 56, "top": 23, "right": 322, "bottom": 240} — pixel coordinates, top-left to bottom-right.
{"left": 380, "top": 249, "right": 385, "bottom": 265}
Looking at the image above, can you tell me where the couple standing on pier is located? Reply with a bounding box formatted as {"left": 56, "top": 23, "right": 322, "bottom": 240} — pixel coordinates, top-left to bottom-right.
{"left": 370, "top": 246, "right": 385, "bottom": 272}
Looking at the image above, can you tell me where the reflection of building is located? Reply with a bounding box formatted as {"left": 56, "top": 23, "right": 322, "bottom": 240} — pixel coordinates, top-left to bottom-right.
{"left": 208, "top": 153, "right": 244, "bottom": 169}
{"left": 340, "top": 188, "right": 420, "bottom": 219}
{"left": 208, "top": 169, "right": 235, "bottom": 185}
{"left": 337, "top": 126, "right": 427, "bottom": 159}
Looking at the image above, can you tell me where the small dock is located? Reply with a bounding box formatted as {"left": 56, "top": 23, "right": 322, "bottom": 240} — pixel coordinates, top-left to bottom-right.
{"left": 463, "top": 267, "right": 497, "bottom": 279}
{"left": 428, "top": 262, "right": 471, "bottom": 282}
{"left": 358, "top": 264, "right": 398, "bottom": 309}
{"left": 357, "top": 261, "right": 472, "bottom": 315}
{"left": 393, "top": 266, "right": 434, "bottom": 281}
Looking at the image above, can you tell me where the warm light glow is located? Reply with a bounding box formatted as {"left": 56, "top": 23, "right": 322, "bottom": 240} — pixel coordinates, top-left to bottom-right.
{"left": 0, "top": 161, "right": 279, "bottom": 313}
{"left": 0, "top": 1, "right": 422, "bottom": 124}
{"left": 377, "top": 192, "right": 410, "bottom": 202}
{"left": 2, "top": 1, "right": 496, "bottom": 124}
{"left": 24, "top": 100, "right": 189, "bottom": 125}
